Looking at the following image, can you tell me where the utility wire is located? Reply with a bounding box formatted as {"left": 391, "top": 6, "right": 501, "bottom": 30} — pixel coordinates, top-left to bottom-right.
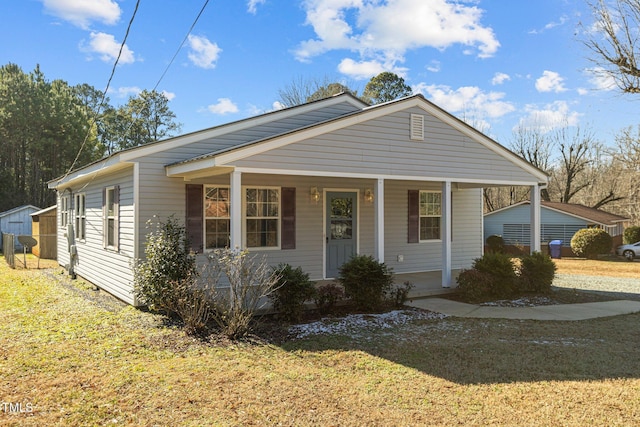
{"left": 60, "top": 0, "right": 141, "bottom": 182}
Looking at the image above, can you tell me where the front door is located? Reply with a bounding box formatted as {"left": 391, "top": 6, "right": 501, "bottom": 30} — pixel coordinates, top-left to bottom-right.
{"left": 326, "top": 191, "right": 357, "bottom": 278}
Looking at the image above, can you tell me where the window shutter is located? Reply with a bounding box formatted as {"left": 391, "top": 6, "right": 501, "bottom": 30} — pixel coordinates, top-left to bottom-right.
{"left": 410, "top": 114, "right": 424, "bottom": 141}
{"left": 281, "top": 187, "right": 296, "bottom": 250}
{"left": 408, "top": 190, "right": 419, "bottom": 243}
{"left": 186, "top": 184, "right": 204, "bottom": 253}
{"left": 113, "top": 186, "right": 120, "bottom": 251}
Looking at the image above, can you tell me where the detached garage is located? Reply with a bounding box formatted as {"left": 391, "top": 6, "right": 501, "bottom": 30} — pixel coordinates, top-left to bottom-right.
{"left": 484, "top": 201, "right": 629, "bottom": 256}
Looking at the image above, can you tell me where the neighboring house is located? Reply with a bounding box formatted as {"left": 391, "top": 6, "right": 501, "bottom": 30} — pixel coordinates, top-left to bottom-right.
{"left": 0, "top": 205, "right": 41, "bottom": 251}
{"left": 48, "top": 93, "right": 548, "bottom": 305}
{"left": 31, "top": 205, "right": 57, "bottom": 259}
{"left": 484, "top": 200, "right": 630, "bottom": 255}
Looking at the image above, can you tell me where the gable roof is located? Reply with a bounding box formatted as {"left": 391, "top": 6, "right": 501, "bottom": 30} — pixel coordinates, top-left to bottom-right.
{"left": 49, "top": 93, "right": 368, "bottom": 189}
{"left": 166, "top": 94, "right": 548, "bottom": 184}
{"left": 0, "top": 205, "right": 41, "bottom": 218}
{"left": 485, "top": 200, "right": 629, "bottom": 226}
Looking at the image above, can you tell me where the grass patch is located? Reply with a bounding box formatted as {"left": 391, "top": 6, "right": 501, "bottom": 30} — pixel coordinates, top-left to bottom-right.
{"left": 1, "top": 257, "right": 640, "bottom": 425}
{"left": 555, "top": 257, "right": 639, "bottom": 278}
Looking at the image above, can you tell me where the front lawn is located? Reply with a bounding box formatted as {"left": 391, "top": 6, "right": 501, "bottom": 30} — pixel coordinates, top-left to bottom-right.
{"left": 1, "top": 257, "right": 639, "bottom": 425}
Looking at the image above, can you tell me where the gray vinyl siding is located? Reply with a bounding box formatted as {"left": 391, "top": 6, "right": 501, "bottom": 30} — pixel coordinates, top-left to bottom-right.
{"left": 384, "top": 182, "right": 482, "bottom": 273}
{"left": 56, "top": 167, "right": 136, "bottom": 304}
{"left": 233, "top": 107, "right": 538, "bottom": 183}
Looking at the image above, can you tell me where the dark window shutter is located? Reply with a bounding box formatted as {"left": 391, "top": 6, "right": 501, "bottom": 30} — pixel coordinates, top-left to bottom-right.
{"left": 186, "top": 184, "right": 204, "bottom": 253}
{"left": 281, "top": 187, "right": 296, "bottom": 250}
{"left": 408, "top": 190, "right": 419, "bottom": 243}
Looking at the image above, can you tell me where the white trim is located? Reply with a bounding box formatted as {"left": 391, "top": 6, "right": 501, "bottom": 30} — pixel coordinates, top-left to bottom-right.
{"left": 418, "top": 190, "right": 442, "bottom": 242}
{"left": 133, "top": 163, "right": 139, "bottom": 261}
{"left": 530, "top": 185, "right": 541, "bottom": 253}
{"left": 410, "top": 114, "right": 425, "bottom": 141}
{"left": 230, "top": 171, "right": 242, "bottom": 250}
{"left": 374, "top": 179, "right": 384, "bottom": 262}
{"left": 441, "top": 181, "right": 452, "bottom": 287}
{"left": 242, "top": 185, "right": 282, "bottom": 250}
{"left": 192, "top": 166, "right": 541, "bottom": 187}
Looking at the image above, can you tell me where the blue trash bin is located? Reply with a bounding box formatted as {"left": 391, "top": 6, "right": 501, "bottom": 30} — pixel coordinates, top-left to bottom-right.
{"left": 549, "top": 240, "right": 563, "bottom": 259}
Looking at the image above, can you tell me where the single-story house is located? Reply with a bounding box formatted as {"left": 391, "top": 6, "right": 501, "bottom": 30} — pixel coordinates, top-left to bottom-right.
{"left": 484, "top": 200, "right": 630, "bottom": 255}
{"left": 48, "top": 93, "right": 548, "bottom": 305}
{"left": 0, "top": 204, "right": 41, "bottom": 251}
{"left": 31, "top": 205, "right": 57, "bottom": 259}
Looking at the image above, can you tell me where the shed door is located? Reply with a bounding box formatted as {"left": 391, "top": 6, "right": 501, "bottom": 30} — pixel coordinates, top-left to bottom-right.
{"left": 326, "top": 192, "right": 357, "bottom": 278}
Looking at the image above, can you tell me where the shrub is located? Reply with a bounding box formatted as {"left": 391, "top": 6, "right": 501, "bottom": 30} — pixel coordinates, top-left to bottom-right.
{"left": 390, "top": 281, "right": 414, "bottom": 307}
{"left": 269, "top": 264, "right": 316, "bottom": 322}
{"left": 456, "top": 268, "right": 494, "bottom": 302}
{"left": 623, "top": 226, "right": 640, "bottom": 244}
{"left": 486, "top": 235, "right": 505, "bottom": 253}
{"left": 338, "top": 254, "right": 394, "bottom": 310}
{"left": 518, "top": 251, "right": 556, "bottom": 293}
{"left": 204, "top": 249, "right": 280, "bottom": 339}
{"left": 455, "top": 253, "right": 518, "bottom": 301}
{"left": 132, "top": 216, "right": 197, "bottom": 313}
{"left": 314, "top": 283, "right": 345, "bottom": 314}
{"left": 132, "top": 216, "right": 209, "bottom": 335}
{"left": 570, "top": 228, "right": 613, "bottom": 259}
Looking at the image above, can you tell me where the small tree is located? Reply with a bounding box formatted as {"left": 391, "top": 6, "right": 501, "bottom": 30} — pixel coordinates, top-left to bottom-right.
{"left": 570, "top": 228, "right": 613, "bottom": 259}
{"left": 623, "top": 226, "right": 640, "bottom": 244}
{"left": 519, "top": 252, "right": 556, "bottom": 293}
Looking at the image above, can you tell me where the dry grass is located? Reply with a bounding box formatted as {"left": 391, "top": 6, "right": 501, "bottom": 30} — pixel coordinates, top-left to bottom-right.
{"left": 1, "top": 256, "right": 639, "bottom": 425}
{"left": 555, "top": 257, "right": 639, "bottom": 278}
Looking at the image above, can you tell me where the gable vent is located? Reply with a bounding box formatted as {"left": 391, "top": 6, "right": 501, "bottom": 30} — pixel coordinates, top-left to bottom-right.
{"left": 410, "top": 114, "right": 424, "bottom": 141}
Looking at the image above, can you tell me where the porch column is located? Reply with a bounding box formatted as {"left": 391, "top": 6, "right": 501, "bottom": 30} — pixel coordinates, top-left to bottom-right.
{"left": 530, "top": 184, "right": 541, "bottom": 253}
{"left": 441, "top": 181, "right": 452, "bottom": 287}
{"left": 230, "top": 170, "right": 242, "bottom": 250}
{"left": 374, "top": 178, "right": 385, "bottom": 262}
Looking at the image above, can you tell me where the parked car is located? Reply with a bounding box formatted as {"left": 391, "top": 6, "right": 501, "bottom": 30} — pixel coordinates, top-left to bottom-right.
{"left": 616, "top": 241, "right": 640, "bottom": 261}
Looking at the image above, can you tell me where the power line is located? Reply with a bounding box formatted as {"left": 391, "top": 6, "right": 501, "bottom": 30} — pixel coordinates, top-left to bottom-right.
{"left": 60, "top": 0, "right": 141, "bottom": 182}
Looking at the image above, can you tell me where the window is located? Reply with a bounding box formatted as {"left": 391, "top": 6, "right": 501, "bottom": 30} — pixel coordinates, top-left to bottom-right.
{"left": 75, "top": 193, "right": 86, "bottom": 241}
{"left": 61, "top": 194, "right": 70, "bottom": 227}
{"left": 205, "top": 186, "right": 230, "bottom": 249}
{"left": 103, "top": 186, "right": 119, "bottom": 250}
{"left": 245, "top": 188, "right": 279, "bottom": 248}
{"left": 419, "top": 191, "right": 441, "bottom": 240}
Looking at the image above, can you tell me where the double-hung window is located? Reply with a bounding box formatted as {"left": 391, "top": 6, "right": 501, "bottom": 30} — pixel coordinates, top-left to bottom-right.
{"left": 419, "top": 191, "right": 441, "bottom": 240}
{"left": 61, "top": 194, "right": 70, "bottom": 227}
{"left": 245, "top": 187, "right": 280, "bottom": 248}
{"left": 103, "top": 186, "right": 119, "bottom": 250}
{"left": 75, "top": 193, "right": 86, "bottom": 241}
{"left": 205, "top": 186, "right": 230, "bottom": 249}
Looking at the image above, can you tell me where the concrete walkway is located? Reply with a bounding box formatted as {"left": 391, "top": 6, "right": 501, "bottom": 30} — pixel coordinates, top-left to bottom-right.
{"left": 407, "top": 298, "right": 640, "bottom": 321}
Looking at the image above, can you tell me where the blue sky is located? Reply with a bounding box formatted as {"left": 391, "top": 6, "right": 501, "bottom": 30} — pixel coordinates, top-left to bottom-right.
{"left": 1, "top": 0, "right": 637, "bottom": 147}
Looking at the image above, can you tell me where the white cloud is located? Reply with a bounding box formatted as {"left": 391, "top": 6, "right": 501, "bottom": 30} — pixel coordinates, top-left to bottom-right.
{"left": 337, "top": 58, "right": 407, "bottom": 80}
{"left": 426, "top": 60, "right": 441, "bottom": 73}
{"left": 295, "top": 0, "right": 499, "bottom": 68}
{"left": 110, "top": 86, "right": 141, "bottom": 98}
{"left": 83, "top": 32, "right": 135, "bottom": 63}
{"left": 161, "top": 90, "right": 176, "bottom": 101}
{"left": 528, "top": 15, "right": 568, "bottom": 34}
{"left": 207, "top": 98, "right": 239, "bottom": 115}
{"left": 247, "top": 0, "right": 266, "bottom": 14}
{"left": 515, "top": 101, "right": 581, "bottom": 133}
{"left": 586, "top": 67, "right": 617, "bottom": 91}
{"left": 414, "top": 83, "right": 515, "bottom": 118}
{"left": 41, "top": 0, "right": 121, "bottom": 29}
{"left": 535, "top": 70, "right": 567, "bottom": 93}
{"left": 491, "top": 72, "right": 510, "bottom": 85}
{"left": 187, "top": 35, "right": 222, "bottom": 69}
